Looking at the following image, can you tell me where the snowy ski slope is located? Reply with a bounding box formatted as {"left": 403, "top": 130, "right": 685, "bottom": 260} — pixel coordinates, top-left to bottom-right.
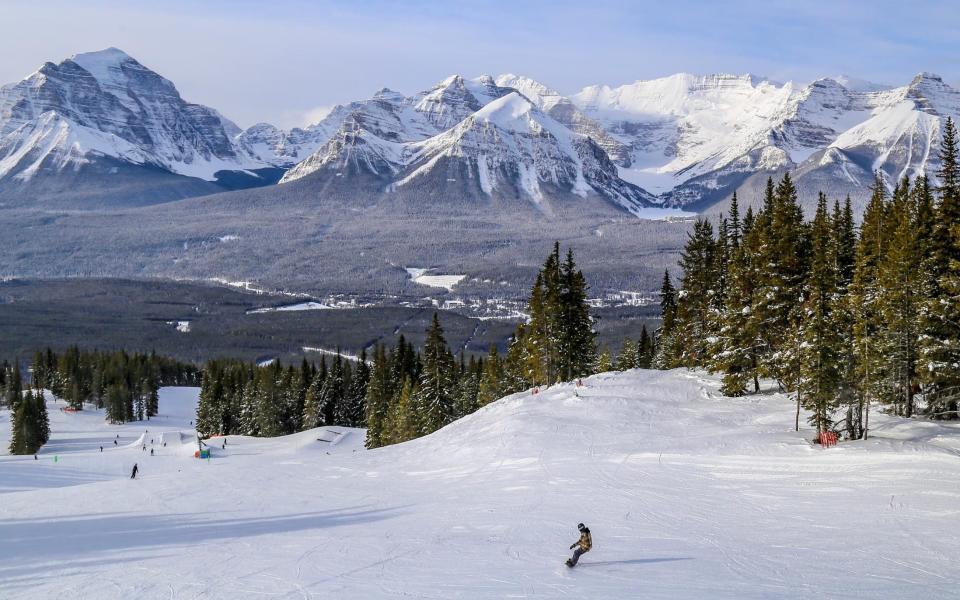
{"left": 1, "top": 370, "right": 959, "bottom": 598}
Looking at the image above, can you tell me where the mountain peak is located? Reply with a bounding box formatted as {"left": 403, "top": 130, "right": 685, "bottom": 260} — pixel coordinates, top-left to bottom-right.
{"left": 473, "top": 91, "right": 536, "bottom": 128}
{"left": 911, "top": 72, "right": 944, "bottom": 85}
{"left": 70, "top": 47, "right": 139, "bottom": 75}
{"left": 72, "top": 47, "right": 135, "bottom": 62}
{"left": 436, "top": 74, "right": 466, "bottom": 89}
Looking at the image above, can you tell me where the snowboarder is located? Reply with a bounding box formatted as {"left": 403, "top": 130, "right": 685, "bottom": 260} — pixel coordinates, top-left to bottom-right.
{"left": 565, "top": 523, "right": 592, "bottom": 567}
{"left": 114, "top": 440, "right": 118, "bottom": 446}
{"left": 131, "top": 463, "right": 138, "bottom": 479}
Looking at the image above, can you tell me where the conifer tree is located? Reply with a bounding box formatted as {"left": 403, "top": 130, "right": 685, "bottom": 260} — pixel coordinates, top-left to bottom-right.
{"left": 728, "top": 191, "right": 742, "bottom": 249}
{"left": 477, "top": 345, "right": 506, "bottom": 406}
{"left": 4, "top": 362, "right": 22, "bottom": 410}
{"left": 454, "top": 355, "right": 481, "bottom": 419}
{"left": 315, "top": 353, "right": 346, "bottom": 427}
{"left": 850, "top": 175, "right": 890, "bottom": 436}
{"left": 389, "top": 377, "right": 416, "bottom": 444}
{"left": 877, "top": 178, "right": 923, "bottom": 417}
{"left": 637, "top": 325, "right": 653, "bottom": 369}
{"left": 240, "top": 377, "right": 259, "bottom": 435}
{"left": 714, "top": 222, "right": 761, "bottom": 396}
{"left": 8, "top": 388, "right": 26, "bottom": 454}
{"left": 832, "top": 196, "right": 859, "bottom": 435}
{"left": 521, "top": 273, "right": 550, "bottom": 386}
{"left": 798, "top": 193, "right": 842, "bottom": 434}
{"left": 921, "top": 116, "right": 960, "bottom": 419}
{"left": 255, "top": 363, "right": 285, "bottom": 437}
{"left": 558, "top": 248, "right": 596, "bottom": 380}
{"left": 653, "top": 270, "right": 678, "bottom": 369}
{"left": 503, "top": 326, "right": 531, "bottom": 393}
{"left": 759, "top": 173, "right": 810, "bottom": 387}
{"left": 615, "top": 338, "right": 640, "bottom": 371}
{"left": 412, "top": 314, "right": 457, "bottom": 435}
{"left": 672, "top": 218, "right": 716, "bottom": 367}
{"left": 364, "top": 345, "right": 392, "bottom": 448}
{"left": 594, "top": 346, "right": 613, "bottom": 373}
{"left": 340, "top": 349, "right": 369, "bottom": 427}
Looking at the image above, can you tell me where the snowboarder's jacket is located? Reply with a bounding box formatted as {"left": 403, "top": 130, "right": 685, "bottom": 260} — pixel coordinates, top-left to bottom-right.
{"left": 575, "top": 528, "right": 592, "bottom": 551}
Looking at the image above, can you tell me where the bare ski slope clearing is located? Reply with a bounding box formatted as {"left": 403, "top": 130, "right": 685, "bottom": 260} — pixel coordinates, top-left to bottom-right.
{"left": 1, "top": 371, "right": 959, "bottom": 598}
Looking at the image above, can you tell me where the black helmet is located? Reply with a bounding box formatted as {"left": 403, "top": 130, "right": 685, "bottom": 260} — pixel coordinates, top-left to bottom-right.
{"left": 577, "top": 523, "right": 585, "bottom": 531}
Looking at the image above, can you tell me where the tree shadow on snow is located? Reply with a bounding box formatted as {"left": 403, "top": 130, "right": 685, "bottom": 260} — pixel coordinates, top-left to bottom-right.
{"left": 0, "top": 504, "right": 405, "bottom": 576}
{"left": 578, "top": 557, "right": 693, "bottom": 567}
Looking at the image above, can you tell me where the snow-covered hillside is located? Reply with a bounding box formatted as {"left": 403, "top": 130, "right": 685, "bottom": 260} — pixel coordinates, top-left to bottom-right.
{"left": 2, "top": 370, "right": 959, "bottom": 598}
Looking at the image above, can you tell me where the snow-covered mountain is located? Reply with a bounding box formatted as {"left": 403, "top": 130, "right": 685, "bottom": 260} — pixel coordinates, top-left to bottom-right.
{"left": 277, "top": 69, "right": 960, "bottom": 215}
{"left": 570, "top": 72, "right": 960, "bottom": 211}
{"left": 1, "top": 48, "right": 957, "bottom": 214}
{"left": 0, "top": 48, "right": 286, "bottom": 206}
{"left": 279, "top": 78, "right": 655, "bottom": 215}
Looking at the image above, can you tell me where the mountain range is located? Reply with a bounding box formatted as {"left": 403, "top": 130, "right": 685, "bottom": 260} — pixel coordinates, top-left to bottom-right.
{"left": 1, "top": 48, "right": 958, "bottom": 302}
{"left": 1, "top": 48, "right": 957, "bottom": 214}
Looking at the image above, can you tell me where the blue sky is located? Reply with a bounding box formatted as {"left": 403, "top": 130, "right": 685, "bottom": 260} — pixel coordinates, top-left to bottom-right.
{"left": 2, "top": 0, "right": 957, "bottom": 128}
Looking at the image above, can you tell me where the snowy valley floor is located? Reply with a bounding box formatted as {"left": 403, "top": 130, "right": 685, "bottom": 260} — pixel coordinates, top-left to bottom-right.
{"left": 2, "top": 370, "right": 960, "bottom": 599}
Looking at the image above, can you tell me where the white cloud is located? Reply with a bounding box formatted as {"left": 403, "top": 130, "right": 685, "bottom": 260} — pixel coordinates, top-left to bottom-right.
{"left": 301, "top": 105, "right": 334, "bottom": 127}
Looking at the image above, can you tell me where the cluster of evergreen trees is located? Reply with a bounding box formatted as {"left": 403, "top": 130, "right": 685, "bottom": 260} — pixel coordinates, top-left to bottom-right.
{"left": 194, "top": 245, "right": 603, "bottom": 449}
{"left": 657, "top": 117, "right": 960, "bottom": 438}
{"left": 368, "top": 244, "right": 599, "bottom": 447}
{"left": 3, "top": 362, "right": 50, "bottom": 454}
{"left": 595, "top": 325, "right": 654, "bottom": 373}
{"left": 29, "top": 348, "right": 199, "bottom": 424}
{"left": 194, "top": 350, "right": 371, "bottom": 438}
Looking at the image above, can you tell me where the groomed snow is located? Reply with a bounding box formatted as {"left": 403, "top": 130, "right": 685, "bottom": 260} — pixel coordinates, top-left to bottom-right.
{"left": 406, "top": 267, "right": 466, "bottom": 292}
{"left": 248, "top": 301, "right": 334, "bottom": 314}
{"left": 2, "top": 370, "right": 959, "bottom": 598}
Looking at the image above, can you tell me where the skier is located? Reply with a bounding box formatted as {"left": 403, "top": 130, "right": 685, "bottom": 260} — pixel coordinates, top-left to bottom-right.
{"left": 150, "top": 448, "right": 154, "bottom": 456}
{"left": 131, "top": 463, "right": 139, "bottom": 479}
{"left": 565, "top": 523, "right": 592, "bottom": 567}
{"left": 113, "top": 439, "right": 118, "bottom": 446}
{"left": 100, "top": 446, "right": 103, "bottom": 452}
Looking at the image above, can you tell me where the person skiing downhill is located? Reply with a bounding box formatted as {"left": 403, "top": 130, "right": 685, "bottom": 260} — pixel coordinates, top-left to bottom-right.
{"left": 131, "top": 463, "right": 138, "bottom": 479}
{"left": 566, "top": 523, "right": 592, "bottom": 567}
